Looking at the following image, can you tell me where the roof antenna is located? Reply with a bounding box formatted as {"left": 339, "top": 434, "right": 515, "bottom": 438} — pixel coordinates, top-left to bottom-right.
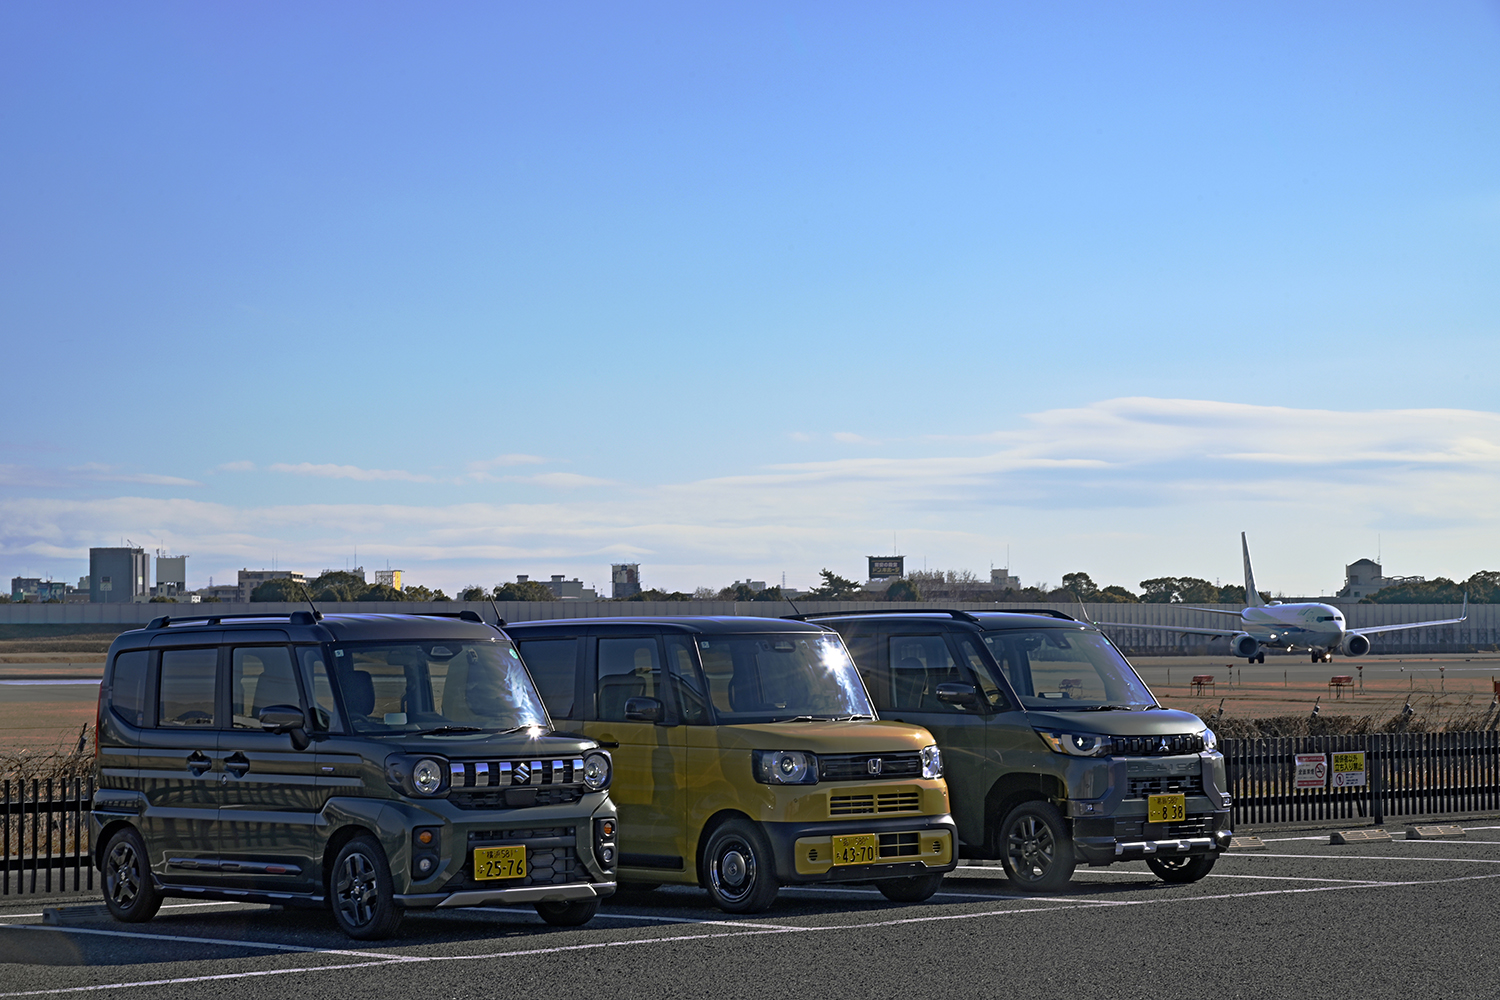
{"left": 299, "top": 581, "right": 323, "bottom": 620}
{"left": 785, "top": 597, "right": 801, "bottom": 616}
{"left": 488, "top": 595, "right": 507, "bottom": 628}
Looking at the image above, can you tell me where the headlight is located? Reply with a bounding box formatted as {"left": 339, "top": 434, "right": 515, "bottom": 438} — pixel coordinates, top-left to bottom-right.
{"left": 412, "top": 758, "right": 445, "bottom": 795}
{"left": 920, "top": 744, "right": 944, "bottom": 779}
{"left": 1201, "top": 728, "right": 1217, "bottom": 752}
{"left": 582, "top": 750, "right": 612, "bottom": 791}
{"left": 1036, "top": 731, "right": 1114, "bottom": 757}
{"left": 753, "top": 750, "right": 819, "bottom": 785}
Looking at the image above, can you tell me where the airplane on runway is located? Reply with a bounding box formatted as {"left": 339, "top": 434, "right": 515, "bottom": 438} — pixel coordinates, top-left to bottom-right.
{"left": 1095, "top": 533, "right": 1468, "bottom": 664}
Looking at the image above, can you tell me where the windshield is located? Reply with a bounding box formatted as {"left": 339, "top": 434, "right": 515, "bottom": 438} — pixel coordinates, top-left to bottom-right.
{"left": 331, "top": 638, "right": 550, "bottom": 734}
{"left": 694, "top": 633, "right": 874, "bottom": 723}
{"left": 981, "top": 628, "right": 1155, "bottom": 710}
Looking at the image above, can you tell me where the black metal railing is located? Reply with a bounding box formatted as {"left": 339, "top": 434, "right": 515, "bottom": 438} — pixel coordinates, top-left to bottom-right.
{"left": 2, "top": 777, "right": 95, "bottom": 894}
{"left": 1223, "top": 732, "right": 1500, "bottom": 828}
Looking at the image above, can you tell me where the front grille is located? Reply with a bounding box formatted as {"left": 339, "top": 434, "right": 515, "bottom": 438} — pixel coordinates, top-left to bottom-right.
{"left": 450, "top": 786, "right": 585, "bottom": 810}
{"left": 1115, "top": 816, "right": 1213, "bottom": 839}
{"left": 449, "top": 757, "right": 585, "bottom": 788}
{"left": 819, "top": 752, "right": 922, "bottom": 781}
{"left": 1127, "top": 775, "right": 1204, "bottom": 799}
{"left": 1114, "top": 734, "right": 1205, "bottom": 756}
{"left": 829, "top": 790, "right": 921, "bottom": 816}
{"left": 878, "top": 832, "right": 921, "bottom": 858}
{"left": 447, "top": 827, "right": 586, "bottom": 891}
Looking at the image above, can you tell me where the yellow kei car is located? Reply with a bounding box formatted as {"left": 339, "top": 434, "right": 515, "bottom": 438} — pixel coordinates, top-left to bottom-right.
{"left": 505, "top": 617, "right": 957, "bottom": 912}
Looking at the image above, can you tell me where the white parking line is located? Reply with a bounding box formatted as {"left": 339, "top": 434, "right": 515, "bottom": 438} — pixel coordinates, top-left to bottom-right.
{"left": 0, "top": 901, "right": 250, "bottom": 922}
{"left": 1205, "top": 873, "right": 1394, "bottom": 885}
{"left": 1241, "top": 853, "right": 1500, "bottom": 864}
{"left": 7, "top": 924, "right": 400, "bottom": 960}
{"left": 5, "top": 871, "right": 1498, "bottom": 997}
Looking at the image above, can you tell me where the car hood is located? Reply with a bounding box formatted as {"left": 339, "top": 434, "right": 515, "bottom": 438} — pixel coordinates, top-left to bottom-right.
{"left": 1022, "top": 707, "right": 1207, "bottom": 736}
{"left": 716, "top": 720, "right": 935, "bottom": 753}
{"left": 382, "top": 731, "right": 599, "bottom": 757}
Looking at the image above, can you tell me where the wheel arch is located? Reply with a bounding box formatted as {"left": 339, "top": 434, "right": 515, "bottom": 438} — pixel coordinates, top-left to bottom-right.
{"left": 694, "top": 808, "right": 756, "bottom": 886}
{"left": 983, "top": 773, "right": 1067, "bottom": 856}
{"left": 93, "top": 819, "right": 139, "bottom": 870}
{"left": 321, "top": 824, "right": 380, "bottom": 897}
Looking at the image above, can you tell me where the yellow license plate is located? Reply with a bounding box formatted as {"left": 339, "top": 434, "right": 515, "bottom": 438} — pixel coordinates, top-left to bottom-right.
{"left": 1148, "top": 793, "right": 1186, "bottom": 824}
{"left": 831, "top": 834, "right": 879, "bottom": 866}
{"left": 473, "top": 845, "right": 527, "bottom": 881}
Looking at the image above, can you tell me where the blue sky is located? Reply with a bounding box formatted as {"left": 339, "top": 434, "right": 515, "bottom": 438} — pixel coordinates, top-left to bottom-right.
{"left": 4, "top": 2, "right": 1499, "bottom": 598}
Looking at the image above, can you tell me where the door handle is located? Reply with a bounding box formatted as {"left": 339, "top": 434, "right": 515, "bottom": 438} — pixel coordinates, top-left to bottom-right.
{"left": 186, "top": 751, "right": 212, "bottom": 776}
{"left": 224, "top": 752, "right": 251, "bottom": 778}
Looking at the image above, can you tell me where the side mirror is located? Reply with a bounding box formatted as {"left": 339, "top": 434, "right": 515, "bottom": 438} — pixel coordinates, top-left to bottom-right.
{"left": 935, "top": 683, "right": 981, "bottom": 708}
{"left": 259, "top": 704, "right": 311, "bottom": 750}
{"left": 623, "top": 696, "right": 664, "bottom": 723}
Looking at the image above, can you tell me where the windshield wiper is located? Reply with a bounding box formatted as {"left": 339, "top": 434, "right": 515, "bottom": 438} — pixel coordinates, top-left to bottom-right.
{"left": 827, "top": 713, "right": 876, "bottom": 721}
{"left": 500, "top": 723, "right": 551, "bottom": 734}
{"left": 1073, "top": 705, "right": 1138, "bottom": 712}
{"left": 773, "top": 713, "right": 876, "bottom": 723}
{"left": 416, "top": 725, "right": 486, "bottom": 736}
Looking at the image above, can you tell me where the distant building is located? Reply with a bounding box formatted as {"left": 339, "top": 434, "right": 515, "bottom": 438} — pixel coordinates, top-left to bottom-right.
{"left": 868, "top": 556, "right": 905, "bottom": 580}
{"left": 10, "top": 578, "right": 69, "bottom": 602}
{"left": 152, "top": 553, "right": 189, "bottom": 599}
{"left": 90, "top": 547, "right": 150, "bottom": 603}
{"left": 237, "top": 569, "right": 306, "bottom": 603}
{"left": 611, "top": 564, "right": 642, "bottom": 599}
{"left": 529, "top": 574, "right": 598, "bottom": 600}
{"left": 373, "top": 569, "right": 403, "bottom": 591}
{"left": 732, "top": 579, "right": 768, "bottom": 593}
{"left": 199, "top": 584, "right": 242, "bottom": 603}
{"left": 1337, "top": 559, "right": 1424, "bottom": 601}
{"left": 990, "top": 568, "right": 1021, "bottom": 590}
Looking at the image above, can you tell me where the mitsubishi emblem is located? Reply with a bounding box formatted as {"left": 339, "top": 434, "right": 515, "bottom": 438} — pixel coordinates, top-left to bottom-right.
{"left": 867, "top": 757, "right": 883, "bottom": 775}
{"left": 1157, "top": 737, "right": 1170, "bottom": 753}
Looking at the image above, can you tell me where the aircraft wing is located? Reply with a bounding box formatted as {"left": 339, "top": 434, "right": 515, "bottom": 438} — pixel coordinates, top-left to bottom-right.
{"left": 1092, "top": 621, "right": 1245, "bottom": 639}
{"left": 1350, "top": 596, "right": 1468, "bottom": 637}
{"left": 1182, "top": 607, "right": 1246, "bottom": 617}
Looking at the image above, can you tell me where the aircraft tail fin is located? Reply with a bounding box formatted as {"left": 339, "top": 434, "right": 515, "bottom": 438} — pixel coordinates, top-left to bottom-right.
{"left": 1242, "top": 532, "right": 1265, "bottom": 607}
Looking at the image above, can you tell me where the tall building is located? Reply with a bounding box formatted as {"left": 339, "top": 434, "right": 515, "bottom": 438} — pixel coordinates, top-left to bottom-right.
{"left": 611, "top": 564, "right": 641, "bottom": 599}
{"left": 90, "top": 547, "right": 150, "bottom": 603}
{"left": 373, "top": 569, "right": 403, "bottom": 590}
{"left": 990, "top": 567, "right": 1021, "bottom": 590}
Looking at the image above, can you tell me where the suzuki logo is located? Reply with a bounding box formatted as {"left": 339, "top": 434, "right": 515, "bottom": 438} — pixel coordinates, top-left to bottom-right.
{"left": 513, "top": 762, "right": 531, "bottom": 785}
{"left": 867, "top": 758, "right": 883, "bottom": 775}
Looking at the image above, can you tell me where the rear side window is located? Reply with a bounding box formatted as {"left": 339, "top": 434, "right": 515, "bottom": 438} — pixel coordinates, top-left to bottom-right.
{"left": 158, "top": 648, "right": 218, "bottom": 727}
{"left": 596, "top": 637, "right": 661, "bottom": 722}
{"left": 515, "top": 639, "right": 578, "bottom": 720}
{"left": 109, "top": 650, "right": 149, "bottom": 728}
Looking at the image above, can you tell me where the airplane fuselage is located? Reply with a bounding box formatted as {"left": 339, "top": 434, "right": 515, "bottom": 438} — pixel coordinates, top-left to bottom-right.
{"left": 1236, "top": 602, "right": 1346, "bottom": 653}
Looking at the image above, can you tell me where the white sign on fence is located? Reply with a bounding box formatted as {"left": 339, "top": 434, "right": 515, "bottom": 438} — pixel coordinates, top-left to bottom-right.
{"left": 1332, "top": 751, "right": 1367, "bottom": 787}
{"left": 1295, "top": 753, "right": 1327, "bottom": 789}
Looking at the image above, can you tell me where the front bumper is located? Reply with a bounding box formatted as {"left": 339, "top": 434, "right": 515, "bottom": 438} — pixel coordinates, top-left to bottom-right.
{"left": 763, "top": 814, "right": 958, "bottom": 883}
{"left": 1061, "top": 751, "right": 1233, "bottom": 866}
{"left": 396, "top": 880, "right": 615, "bottom": 909}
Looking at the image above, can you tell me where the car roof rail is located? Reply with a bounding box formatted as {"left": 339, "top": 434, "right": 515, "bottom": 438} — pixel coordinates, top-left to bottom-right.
{"left": 784, "top": 608, "right": 983, "bottom": 624}
{"left": 985, "top": 608, "right": 1078, "bottom": 621}
{"left": 144, "top": 612, "right": 326, "bottom": 630}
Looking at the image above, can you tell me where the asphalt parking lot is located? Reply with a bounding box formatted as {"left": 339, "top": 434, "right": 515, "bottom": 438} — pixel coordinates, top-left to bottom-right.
{"left": 3, "top": 825, "right": 1498, "bottom": 1000}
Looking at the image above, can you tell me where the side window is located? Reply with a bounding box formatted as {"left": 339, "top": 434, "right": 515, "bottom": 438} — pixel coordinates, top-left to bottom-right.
{"left": 296, "top": 646, "right": 342, "bottom": 732}
{"left": 954, "top": 635, "right": 1009, "bottom": 710}
{"left": 887, "top": 635, "right": 964, "bottom": 712}
{"left": 109, "top": 650, "right": 149, "bottom": 728}
{"left": 840, "top": 633, "right": 885, "bottom": 711}
{"left": 596, "top": 637, "right": 661, "bottom": 722}
{"left": 664, "top": 635, "right": 710, "bottom": 725}
{"left": 231, "top": 647, "right": 302, "bottom": 729}
{"left": 158, "top": 648, "right": 218, "bottom": 727}
{"left": 515, "top": 639, "right": 579, "bottom": 720}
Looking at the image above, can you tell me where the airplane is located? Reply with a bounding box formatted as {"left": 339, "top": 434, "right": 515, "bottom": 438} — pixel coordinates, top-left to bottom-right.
{"left": 1094, "top": 533, "right": 1468, "bottom": 664}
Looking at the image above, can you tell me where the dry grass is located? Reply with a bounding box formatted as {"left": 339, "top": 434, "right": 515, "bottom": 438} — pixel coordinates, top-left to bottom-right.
{"left": 0, "top": 726, "right": 95, "bottom": 784}
{"left": 1211, "top": 691, "right": 1500, "bottom": 738}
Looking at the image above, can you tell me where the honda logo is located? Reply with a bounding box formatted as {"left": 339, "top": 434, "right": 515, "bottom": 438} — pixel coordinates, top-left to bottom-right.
{"left": 866, "top": 758, "right": 883, "bottom": 775}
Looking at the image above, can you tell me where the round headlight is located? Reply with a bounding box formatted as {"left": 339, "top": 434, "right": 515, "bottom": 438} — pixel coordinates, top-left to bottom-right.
{"left": 774, "top": 751, "right": 809, "bottom": 783}
{"left": 582, "top": 752, "right": 611, "bottom": 791}
{"left": 920, "top": 744, "right": 944, "bottom": 779}
{"left": 412, "top": 758, "right": 445, "bottom": 795}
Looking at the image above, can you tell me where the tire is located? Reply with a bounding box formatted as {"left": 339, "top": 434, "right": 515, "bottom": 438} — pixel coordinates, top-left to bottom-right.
{"left": 875, "top": 871, "right": 945, "bottom": 903}
{"left": 998, "top": 801, "right": 1076, "bottom": 892}
{"left": 702, "top": 819, "right": 779, "bottom": 913}
{"left": 614, "top": 881, "right": 661, "bottom": 896}
{"left": 330, "top": 835, "right": 403, "bottom": 940}
{"left": 535, "top": 897, "right": 600, "bottom": 927}
{"left": 101, "top": 827, "right": 162, "bottom": 924}
{"left": 1147, "top": 853, "right": 1216, "bottom": 884}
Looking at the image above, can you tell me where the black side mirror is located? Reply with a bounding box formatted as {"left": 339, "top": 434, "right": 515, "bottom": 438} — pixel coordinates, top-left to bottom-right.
{"left": 623, "top": 696, "right": 664, "bottom": 723}
{"left": 259, "top": 704, "right": 311, "bottom": 750}
{"left": 935, "top": 683, "right": 981, "bottom": 708}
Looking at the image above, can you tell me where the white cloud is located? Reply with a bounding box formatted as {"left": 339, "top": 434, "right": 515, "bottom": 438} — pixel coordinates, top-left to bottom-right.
{"left": 216, "top": 460, "right": 256, "bottom": 472}
{"left": 267, "top": 462, "right": 437, "bottom": 483}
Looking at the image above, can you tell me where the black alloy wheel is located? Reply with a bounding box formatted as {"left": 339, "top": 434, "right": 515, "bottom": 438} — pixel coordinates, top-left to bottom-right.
{"left": 999, "top": 800, "right": 1076, "bottom": 892}
{"left": 702, "top": 818, "right": 780, "bottom": 913}
{"left": 330, "top": 835, "right": 402, "bottom": 940}
{"left": 1147, "top": 854, "right": 1216, "bottom": 884}
{"left": 102, "top": 827, "right": 163, "bottom": 923}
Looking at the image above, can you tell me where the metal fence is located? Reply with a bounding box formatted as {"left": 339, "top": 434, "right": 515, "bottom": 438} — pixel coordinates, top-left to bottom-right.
{"left": 1223, "top": 732, "right": 1500, "bottom": 828}
{"left": 2, "top": 778, "right": 95, "bottom": 895}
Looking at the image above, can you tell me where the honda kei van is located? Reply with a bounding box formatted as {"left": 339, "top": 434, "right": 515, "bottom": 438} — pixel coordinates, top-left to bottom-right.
{"left": 807, "top": 610, "right": 1232, "bottom": 891}
{"left": 505, "top": 617, "right": 958, "bottom": 913}
{"left": 92, "top": 611, "right": 617, "bottom": 939}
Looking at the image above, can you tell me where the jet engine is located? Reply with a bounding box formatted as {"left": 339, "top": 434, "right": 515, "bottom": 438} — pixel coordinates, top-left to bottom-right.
{"left": 1341, "top": 633, "right": 1371, "bottom": 658}
{"left": 1231, "top": 633, "right": 1260, "bottom": 659}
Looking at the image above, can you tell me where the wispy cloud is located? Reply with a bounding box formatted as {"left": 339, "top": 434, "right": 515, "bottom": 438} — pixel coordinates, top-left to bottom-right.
{"left": 216, "top": 460, "right": 256, "bottom": 472}
{"left": 267, "top": 462, "right": 437, "bottom": 483}
{"left": 0, "top": 463, "right": 202, "bottom": 488}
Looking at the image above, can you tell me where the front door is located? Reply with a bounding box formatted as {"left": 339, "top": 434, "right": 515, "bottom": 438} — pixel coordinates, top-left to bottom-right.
{"left": 580, "top": 634, "right": 687, "bottom": 874}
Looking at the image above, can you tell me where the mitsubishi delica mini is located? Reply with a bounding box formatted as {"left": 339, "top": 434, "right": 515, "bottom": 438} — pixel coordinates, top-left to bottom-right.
{"left": 91, "top": 611, "right": 617, "bottom": 939}
{"left": 504, "top": 617, "right": 958, "bottom": 913}
{"left": 808, "top": 610, "right": 1231, "bottom": 890}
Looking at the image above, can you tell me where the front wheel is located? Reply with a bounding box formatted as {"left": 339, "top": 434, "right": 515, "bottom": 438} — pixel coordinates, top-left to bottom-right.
{"left": 330, "top": 835, "right": 402, "bottom": 939}
{"left": 1147, "top": 854, "right": 1216, "bottom": 884}
{"left": 875, "top": 871, "right": 945, "bottom": 903}
{"left": 702, "top": 819, "right": 779, "bottom": 913}
{"left": 102, "top": 827, "right": 162, "bottom": 923}
{"left": 999, "top": 801, "right": 1076, "bottom": 892}
{"left": 535, "top": 897, "right": 600, "bottom": 926}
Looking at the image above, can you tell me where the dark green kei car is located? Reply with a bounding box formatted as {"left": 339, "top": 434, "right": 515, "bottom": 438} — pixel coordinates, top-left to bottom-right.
{"left": 803, "top": 610, "right": 1232, "bottom": 890}
{"left": 92, "top": 611, "right": 618, "bottom": 938}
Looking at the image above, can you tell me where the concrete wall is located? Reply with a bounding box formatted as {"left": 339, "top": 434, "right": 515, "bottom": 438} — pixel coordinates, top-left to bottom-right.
{"left": 0, "top": 600, "right": 1492, "bottom": 653}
